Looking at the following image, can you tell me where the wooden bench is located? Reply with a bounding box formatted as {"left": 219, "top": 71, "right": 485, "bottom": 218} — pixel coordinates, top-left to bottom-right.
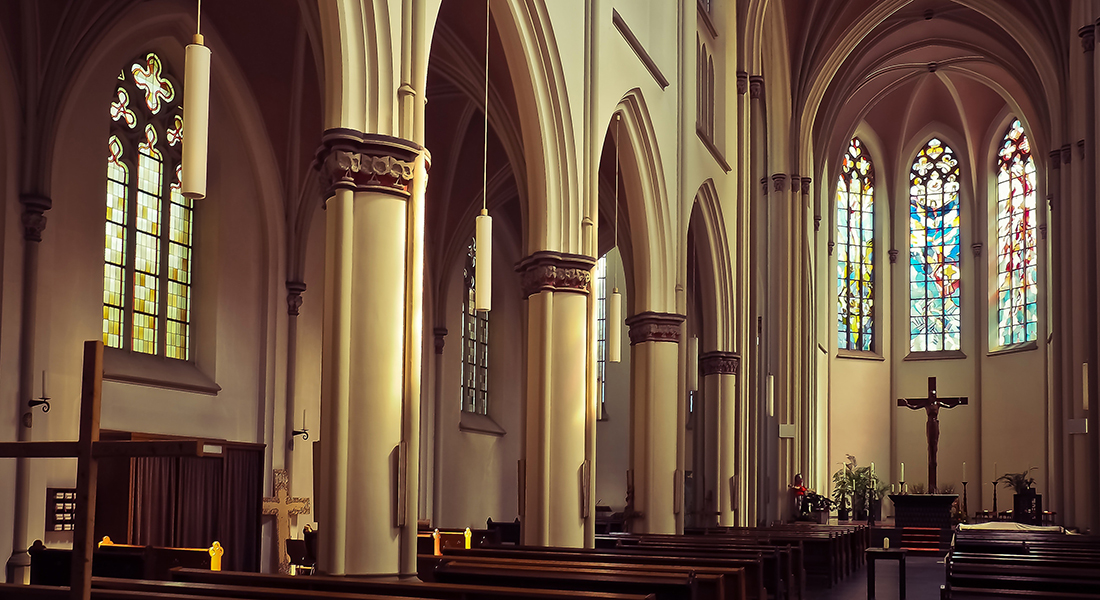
{"left": 424, "top": 555, "right": 745, "bottom": 600}
{"left": 433, "top": 546, "right": 766, "bottom": 600}
{"left": 0, "top": 583, "right": 270, "bottom": 600}
{"left": 169, "top": 567, "right": 656, "bottom": 600}
{"left": 944, "top": 530, "right": 1100, "bottom": 598}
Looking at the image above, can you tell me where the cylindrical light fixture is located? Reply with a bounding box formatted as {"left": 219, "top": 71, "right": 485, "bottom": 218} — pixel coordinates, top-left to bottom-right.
{"left": 475, "top": 209, "right": 492, "bottom": 312}
{"left": 182, "top": 28, "right": 211, "bottom": 199}
{"left": 687, "top": 336, "right": 699, "bottom": 391}
{"left": 608, "top": 288, "right": 622, "bottom": 363}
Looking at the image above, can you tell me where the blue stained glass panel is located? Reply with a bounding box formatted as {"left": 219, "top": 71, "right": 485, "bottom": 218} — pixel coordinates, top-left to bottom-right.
{"left": 909, "top": 138, "right": 961, "bottom": 352}
{"left": 836, "top": 138, "right": 875, "bottom": 351}
{"left": 996, "top": 119, "right": 1037, "bottom": 346}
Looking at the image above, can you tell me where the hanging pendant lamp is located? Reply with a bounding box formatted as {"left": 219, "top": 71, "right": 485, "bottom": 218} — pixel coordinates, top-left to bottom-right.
{"left": 474, "top": 0, "right": 493, "bottom": 313}
{"left": 182, "top": 0, "right": 211, "bottom": 199}
{"left": 608, "top": 114, "right": 622, "bottom": 363}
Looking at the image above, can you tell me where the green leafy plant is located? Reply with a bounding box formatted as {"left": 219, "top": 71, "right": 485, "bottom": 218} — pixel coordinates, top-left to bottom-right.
{"left": 832, "top": 455, "right": 886, "bottom": 513}
{"left": 910, "top": 482, "right": 926, "bottom": 494}
{"left": 997, "top": 467, "right": 1037, "bottom": 496}
{"left": 804, "top": 491, "right": 834, "bottom": 512}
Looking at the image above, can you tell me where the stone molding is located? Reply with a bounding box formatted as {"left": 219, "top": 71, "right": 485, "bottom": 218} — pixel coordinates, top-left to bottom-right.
{"left": 760, "top": 177, "right": 769, "bottom": 196}
{"left": 771, "top": 173, "right": 787, "bottom": 193}
{"left": 1081, "top": 25, "right": 1095, "bottom": 53}
{"left": 625, "top": 311, "right": 685, "bottom": 345}
{"left": 888, "top": 249, "right": 899, "bottom": 264}
{"left": 515, "top": 251, "right": 596, "bottom": 297}
{"left": 20, "top": 194, "right": 51, "bottom": 243}
{"left": 1062, "top": 144, "right": 1072, "bottom": 164}
{"left": 971, "top": 242, "right": 983, "bottom": 258}
{"left": 790, "top": 174, "right": 800, "bottom": 192}
{"left": 1078, "top": 139, "right": 1085, "bottom": 159}
{"left": 1049, "top": 149, "right": 1061, "bottom": 169}
{"left": 700, "top": 351, "right": 739, "bottom": 376}
{"left": 749, "top": 76, "right": 764, "bottom": 99}
{"left": 801, "top": 177, "right": 812, "bottom": 195}
{"left": 286, "top": 281, "right": 306, "bottom": 316}
{"left": 314, "top": 128, "right": 427, "bottom": 200}
{"left": 736, "top": 72, "right": 748, "bottom": 95}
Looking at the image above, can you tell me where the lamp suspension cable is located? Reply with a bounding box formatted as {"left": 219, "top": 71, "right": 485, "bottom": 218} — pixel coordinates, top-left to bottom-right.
{"left": 474, "top": 0, "right": 493, "bottom": 312}
{"left": 608, "top": 114, "right": 623, "bottom": 363}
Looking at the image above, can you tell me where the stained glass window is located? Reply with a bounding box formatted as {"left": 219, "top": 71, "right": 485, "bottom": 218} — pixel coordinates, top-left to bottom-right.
{"left": 103, "top": 52, "right": 192, "bottom": 359}
{"left": 996, "top": 119, "right": 1037, "bottom": 346}
{"left": 836, "top": 138, "right": 875, "bottom": 351}
{"left": 461, "top": 240, "right": 489, "bottom": 415}
{"left": 909, "top": 138, "right": 961, "bottom": 352}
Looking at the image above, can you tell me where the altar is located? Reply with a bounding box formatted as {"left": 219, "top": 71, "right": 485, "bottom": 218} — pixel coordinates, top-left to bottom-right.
{"left": 889, "top": 494, "right": 958, "bottom": 529}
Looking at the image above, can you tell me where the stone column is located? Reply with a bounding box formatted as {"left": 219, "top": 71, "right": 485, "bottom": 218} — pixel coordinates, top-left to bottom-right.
{"left": 1081, "top": 24, "right": 1100, "bottom": 533}
{"left": 1047, "top": 150, "right": 1064, "bottom": 522}
{"left": 285, "top": 282, "right": 306, "bottom": 465}
{"left": 701, "top": 351, "right": 740, "bottom": 526}
{"left": 625, "top": 311, "right": 685, "bottom": 533}
{"left": 516, "top": 251, "right": 595, "bottom": 547}
{"left": 431, "top": 327, "right": 447, "bottom": 526}
{"left": 1060, "top": 144, "right": 1077, "bottom": 525}
{"left": 315, "top": 130, "right": 428, "bottom": 576}
{"left": 6, "top": 195, "right": 51, "bottom": 582}
{"left": 749, "top": 75, "right": 767, "bottom": 525}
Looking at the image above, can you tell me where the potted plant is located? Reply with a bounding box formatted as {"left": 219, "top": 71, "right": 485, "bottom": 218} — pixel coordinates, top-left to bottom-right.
{"left": 997, "top": 467, "right": 1040, "bottom": 525}
{"left": 832, "top": 459, "right": 856, "bottom": 521}
{"left": 803, "top": 492, "right": 834, "bottom": 524}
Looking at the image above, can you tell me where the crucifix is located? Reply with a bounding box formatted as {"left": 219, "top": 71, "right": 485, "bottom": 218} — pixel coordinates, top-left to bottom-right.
{"left": 263, "top": 468, "right": 310, "bottom": 574}
{"left": 0, "top": 341, "right": 208, "bottom": 600}
{"left": 897, "top": 376, "right": 968, "bottom": 494}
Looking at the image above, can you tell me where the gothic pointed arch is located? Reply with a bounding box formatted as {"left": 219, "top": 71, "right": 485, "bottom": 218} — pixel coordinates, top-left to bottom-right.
{"left": 836, "top": 138, "right": 876, "bottom": 352}
{"left": 994, "top": 117, "right": 1037, "bottom": 347}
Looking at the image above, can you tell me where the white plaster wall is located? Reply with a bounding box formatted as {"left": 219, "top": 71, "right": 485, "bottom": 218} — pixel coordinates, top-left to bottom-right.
{"left": 434, "top": 232, "right": 523, "bottom": 530}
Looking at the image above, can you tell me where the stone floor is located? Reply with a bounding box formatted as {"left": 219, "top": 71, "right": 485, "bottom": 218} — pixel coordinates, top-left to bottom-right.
{"left": 808, "top": 555, "right": 946, "bottom": 600}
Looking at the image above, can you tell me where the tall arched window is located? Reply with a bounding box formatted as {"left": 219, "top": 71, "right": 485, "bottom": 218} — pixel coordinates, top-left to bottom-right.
{"left": 995, "top": 118, "right": 1037, "bottom": 346}
{"left": 836, "top": 138, "right": 875, "bottom": 351}
{"left": 105, "top": 52, "right": 193, "bottom": 359}
{"left": 461, "top": 239, "right": 489, "bottom": 414}
{"left": 909, "top": 138, "right": 962, "bottom": 352}
{"left": 595, "top": 255, "right": 608, "bottom": 419}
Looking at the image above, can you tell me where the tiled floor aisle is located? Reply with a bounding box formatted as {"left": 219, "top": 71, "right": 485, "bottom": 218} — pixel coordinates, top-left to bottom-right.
{"left": 808, "top": 556, "right": 946, "bottom": 600}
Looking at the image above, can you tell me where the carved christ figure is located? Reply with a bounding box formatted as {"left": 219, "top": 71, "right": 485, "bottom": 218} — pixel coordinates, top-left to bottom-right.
{"left": 897, "top": 376, "right": 968, "bottom": 494}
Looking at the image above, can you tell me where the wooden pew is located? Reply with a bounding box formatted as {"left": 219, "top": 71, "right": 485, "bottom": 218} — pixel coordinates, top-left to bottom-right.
{"left": 430, "top": 560, "right": 717, "bottom": 600}
{"left": 0, "top": 584, "right": 270, "bottom": 600}
{"left": 432, "top": 546, "right": 766, "bottom": 600}
{"left": 169, "top": 567, "right": 656, "bottom": 600}
{"left": 944, "top": 530, "right": 1100, "bottom": 598}
{"left": 423, "top": 555, "right": 745, "bottom": 600}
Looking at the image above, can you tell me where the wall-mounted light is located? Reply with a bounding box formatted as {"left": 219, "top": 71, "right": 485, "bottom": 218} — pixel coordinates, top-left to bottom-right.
{"left": 291, "top": 409, "right": 309, "bottom": 442}
{"left": 28, "top": 370, "right": 50, "bottom": 413}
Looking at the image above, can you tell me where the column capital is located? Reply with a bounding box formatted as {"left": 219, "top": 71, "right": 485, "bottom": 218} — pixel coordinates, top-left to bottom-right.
{"left": 1049, "top": 149, "right": 1062, "bottom": 169}
{"left": 625, "top": 311, "right": 684, "bottom": 345}
{"left": 749, "top": 76, "right": 764, "bottom": 99}
{"left": 790, "top": 175, "right": 800, "bottom": 192}
{"left": 286, "top": 281, "right": 307, "bottom": 316}
{"left": 771, "top": 173, "right": 787, "bottom": 193}
{"left": 433, "top": 327, "right": 448, "bottom": 355}
{"left": 1080, "top": 25, "right": 1095, "bottom": 53}
{"left": 760, "top": 176, "right": 769, "bottom": 197}
{"left": 20, "top": 195, "right": 51, "bottom": 242}
{"left": 314, "top": 129, "right": 428, "bottom": 200}
{"left": 801, "top": 177, "right": 812, "bottom": 195}
{"left": 700, "top": 351, "right": 739, "bottom": 376}
{"left": 1062, "top": 144, "right": 1072, "bottom": 164}
{"left": 736, "top": 72, "right": 749, "bottom": 95}
{"left": 515, "top": 251, "right": 596, "bottom": 297}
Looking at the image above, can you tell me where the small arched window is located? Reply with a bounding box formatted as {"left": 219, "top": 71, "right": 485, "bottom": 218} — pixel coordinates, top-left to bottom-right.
{"left": 461, "top": 239, "right": 489, "bottom": 414}
{"left": 836, "top": 138, "right": 875, "bottom": 351}
{"left": 104, "top": 52, "right": 193, "bottom": 359}
{"left": 909, "top": 138, "right": 962, "bottom": 352}
{"left": 995, "top": 118, "right": 1037, "bottom": 346}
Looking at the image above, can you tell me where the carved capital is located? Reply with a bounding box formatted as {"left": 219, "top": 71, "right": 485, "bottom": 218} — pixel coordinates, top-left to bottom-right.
{"left": 625, "top": 311, "right": 685, "bottom": 345}
{"left": 286, "top": 281, "right": 306, "bottom": 316}
{"left": 1078, "top": 139, "right": 1086, "bottom": 159}
{"left": 1039, "top": 223, "right": 1047, "bottom": 240}
{"left": 814, "top": 215, "right": 821, "bottom": 231}
{"left": 700, "top": 351, "right": 739, "bottom": 376}
{"left": 20, "top": 194, "right": 51, "bottom": 243}
{"left": 828, "top": 241, "right": 835, "bottom": 255}
{"left": 515, "top": 251, "right": 596, "bottom": 297}
{"left": 433, "top": 327, "right": 448, "bottom": 355}
{"left": 1047, "top": 193, "right": 1054, "bottom": 210}
{"left": 749, "top": 76, "right": 764, "bottom": 99}
{"left": 1049, "top": 149, "right": 1062, "bottom": 169}
{"left": 736, "top": 71, "right": 749, "bottom": 95}
{"left": 790, "top": 175, "right": 800, "bottom": 192}
{"left": 1062, "top": 144, "right": 1072, "bottom": 164}
{"left": 1081, "top": 25, "right": 1095, "bottom": 53}
{"left": 801, "top": 176, "right": 812, "bottom": 195}
{"left": 888, "top": 249, "right": 899, "bottom": 264}
{"left": 314, "top": 128, "right": 427, "bottom": 200}
{"left": 771, "top": 173, "right": 787, "bottom": 193}
{"left": 971, "top": 242, "right": 983, "bottom": 258}
{"left": 760, "top": 176, "right": 769, "bottom": 196}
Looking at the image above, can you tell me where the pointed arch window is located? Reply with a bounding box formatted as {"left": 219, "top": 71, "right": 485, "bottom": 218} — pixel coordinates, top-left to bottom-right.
{"left": 995, "top": 119, "right": 1038, "bottom": 346}
{"left": 909, "top": 138, "right": 961, "bottom": 352}
{"left": 104, "top": 52, "right": 193, "bottom": 359}
{"left": 596, "top": 255, "right": 608, "bottom": 420}
{"left": 836, "top": 138, "right": 875, "bottom": 351}
{"left": 461, "top": 239, "right": 489, "bottom": 415}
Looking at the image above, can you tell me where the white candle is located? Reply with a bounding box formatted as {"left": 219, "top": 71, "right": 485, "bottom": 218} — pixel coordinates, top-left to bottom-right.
{"left": 900, "top": 462, "right": 905, "bottom": 482}
{"left": 891, "top": 484, "right": 896, "bottom": 494}
{"left": 963, "top": 461, "right": 967, "bottom": 482}
{"left": 994, "top": 462, "right": 997, "bottom": 480}
{"left": 41, "top": 370, "right": 46, "bottom": 397}
{"left": 871, "top": 462, "right": 875, "bottom": 476}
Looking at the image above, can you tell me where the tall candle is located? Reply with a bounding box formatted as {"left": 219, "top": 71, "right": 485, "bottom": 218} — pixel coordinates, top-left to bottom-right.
{"left": 42, "top": 370, "right": 46, "bottom": 398}
{"left": 900, "top": 462, "right": 905, "bottom": 482}
{"left": 870, "top": 462, "right": 875, "bottom": 476}
{"left": 994, "top": 462, "right": 997, "bottom": 480}
{"left": 963, "top": 461, "right": 967, "bottom": 482}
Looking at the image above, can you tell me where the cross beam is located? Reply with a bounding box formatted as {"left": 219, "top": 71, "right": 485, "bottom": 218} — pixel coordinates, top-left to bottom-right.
{"left": 0, "top": 341, "right": 209, "bottom": 600}
{"left": 897, "top": 376, "right": 968, "bottom": 493}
